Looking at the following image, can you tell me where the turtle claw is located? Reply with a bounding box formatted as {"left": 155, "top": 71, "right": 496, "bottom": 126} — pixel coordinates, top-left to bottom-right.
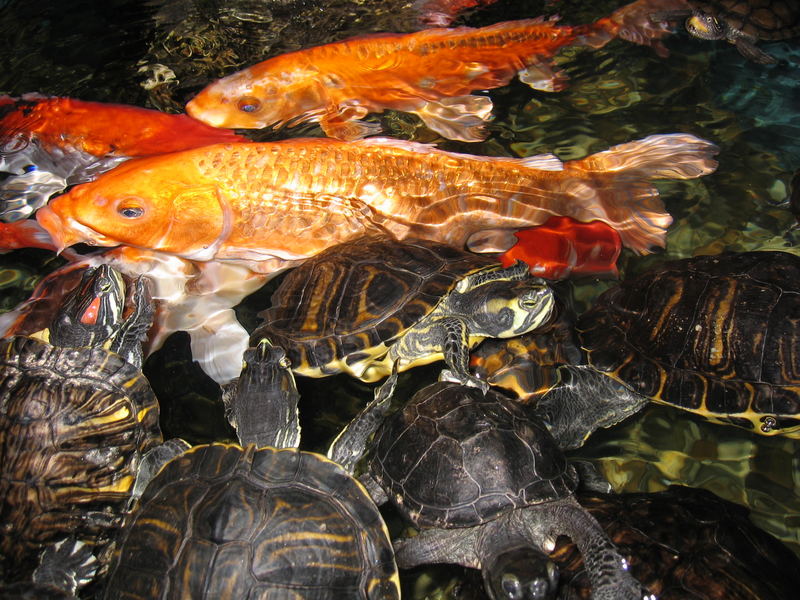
{"left": 439, "top": 368, "right": 490, "bottom": 394}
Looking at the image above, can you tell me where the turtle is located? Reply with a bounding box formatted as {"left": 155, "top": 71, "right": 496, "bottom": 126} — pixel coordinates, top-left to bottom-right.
{"left": 0, "top": 264, "right": 163, "bottom": 588}
{"left": 349, "top": 380, "right": 653, "bottom": 600}
{"left": 471, "top": 251, "right": 800, "bottom": 445}
{"left": 101, "top": 442, "right": 400, "bottom": 599}
{"left": 652, "top": 0, "right": 800, "bottom": 63}
{"left": 253, "top": 234, "right": 555, "bottom": 405}
{"left": 453, "top": 485, "right": 800, "bottom": 600}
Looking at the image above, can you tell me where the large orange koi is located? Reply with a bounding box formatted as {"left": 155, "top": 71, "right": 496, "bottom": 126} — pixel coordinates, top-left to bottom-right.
{"left": 185, "top": 4, "right": 673, "bottom": 142}
{"left": 0, "top": 94, "right": 248, "bottom": 222}
{"left": 37, "top": 134, "right": 717, "bottom": 272}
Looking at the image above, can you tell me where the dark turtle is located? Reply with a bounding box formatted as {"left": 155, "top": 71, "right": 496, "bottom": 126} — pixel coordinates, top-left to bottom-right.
{"left": 653, "top": 0, "right": 800, "bottom": 63}
{"left": 102, "top": 442, "right": 400, "bottom": 599}
{"left": 0, "top": 265, "right": 163, "bottom": 587}
{"left": 454, "top": 485, "right": 800, "bottom": 600}
{"left": 473, "top": 251, "right": 800, "bottom": 443}
{"left": 356, "top": 380, "right": 653, "bottom": 600}
{"left": 253, "top": 235, "right": 555, "bottom": 403}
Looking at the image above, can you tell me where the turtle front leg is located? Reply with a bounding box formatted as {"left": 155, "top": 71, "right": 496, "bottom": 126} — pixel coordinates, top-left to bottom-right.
{"left": 439, "top": 316, "right": 489, "bottom": 394}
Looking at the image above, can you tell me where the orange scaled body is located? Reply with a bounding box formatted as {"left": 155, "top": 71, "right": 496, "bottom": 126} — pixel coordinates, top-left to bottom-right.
{"left": 37, "top": 135, "right": 717, "bottom": 274}
{"left": 186, "top": 17, "right": 618, "bottom": 142}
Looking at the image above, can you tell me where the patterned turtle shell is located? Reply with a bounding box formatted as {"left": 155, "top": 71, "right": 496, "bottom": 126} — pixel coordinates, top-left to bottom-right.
{"left": 254, "top": 235, "right": 499, "bottom": 381}
{"left": 0, "top": 328, "right": 162, "bottom": 581}
{"left": 102, "top": 443, "right": 400, "bottom": 599}
{"left": 369, "top": 381, "right": 578, "bottom": 529}
{"left": 689, "top": 0, "right": 800, "bottom": 40}
{"left": 578, "top": 251, "right": 800, "bottom": 436}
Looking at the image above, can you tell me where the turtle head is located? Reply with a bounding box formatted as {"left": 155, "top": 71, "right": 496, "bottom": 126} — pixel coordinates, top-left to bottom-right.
{"left": 686, "top": 11, "right": 727, "bottom": 40}
{"left": 482, "top": 545, "right": 559, "bottom": 600}
{"left": 49, "top": 264, "right": 126, "bottom": 348}
{"left": 450, "top": 272, "right": 555, "bottom": 339}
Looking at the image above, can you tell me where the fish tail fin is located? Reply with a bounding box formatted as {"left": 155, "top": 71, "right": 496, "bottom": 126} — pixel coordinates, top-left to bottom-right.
{"left": 567, "top": 133, "right": 718, "bottom": 253}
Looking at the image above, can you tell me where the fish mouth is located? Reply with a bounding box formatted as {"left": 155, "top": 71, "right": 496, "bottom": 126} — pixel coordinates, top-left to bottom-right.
{"left": 36, "top": 206, "right": 115, "bottom": 253}
{"left": 185, "top": 97, "right": 230, "bottom": 129}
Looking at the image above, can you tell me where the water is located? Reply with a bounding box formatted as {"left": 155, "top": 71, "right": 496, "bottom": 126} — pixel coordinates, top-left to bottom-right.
{"left": 0, "top": 0, "right": 798, "bottom": 595}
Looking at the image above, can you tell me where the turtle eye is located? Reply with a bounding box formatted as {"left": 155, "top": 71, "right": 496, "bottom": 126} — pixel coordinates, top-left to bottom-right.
{"left": 279, "top": 355, "right": 292, "bottom": 369}
{"left": 118, "top": 203, "right": 145, "bottom": 219}
{"left": 237, "top": 96, "right": 262, "bottom": 113}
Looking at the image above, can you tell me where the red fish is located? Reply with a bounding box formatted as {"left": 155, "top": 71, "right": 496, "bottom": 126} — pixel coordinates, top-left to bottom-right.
{"left": 36, "top": 134, "right": 718, "bottom": 271}
{"left": 0, "top": 94, "right": 248, "bottom": 222}
{"left": 497, "top": 216, "right": 622, "bottom": 280}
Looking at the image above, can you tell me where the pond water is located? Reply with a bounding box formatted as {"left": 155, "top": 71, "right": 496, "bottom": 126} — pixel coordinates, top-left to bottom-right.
{"left": 0, "top": 0, "right": 798, "bottom": 597}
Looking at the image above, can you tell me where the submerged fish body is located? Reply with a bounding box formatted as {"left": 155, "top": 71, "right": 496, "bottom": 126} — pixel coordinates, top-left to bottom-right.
{"left": 0, "top": 94, "right": 248, "bottom": 222}
{"left": 186, "top": 17, "right": 618, "bottom": 141}
{"left": 37, "top": 134, "right": 718, "bottom": 272}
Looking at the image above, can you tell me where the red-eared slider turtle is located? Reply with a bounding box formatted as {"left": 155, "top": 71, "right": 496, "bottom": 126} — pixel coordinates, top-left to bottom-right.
{"left": 355, "top": 380, "right": 653, "bottom": 600}
{"left": 0, "top": 265, "right": 163, "bottom": 588}
{"left": 653, "top": 0, "right": 800, "bottom": 63}
{"left": 253, "top": 235, "right": 555, "bottom": 402}
{"left": 473, "top": 251, "right": 800, "bottom": 443}
{"left": 102, "top": 442, "right": 400, "bottom": 599}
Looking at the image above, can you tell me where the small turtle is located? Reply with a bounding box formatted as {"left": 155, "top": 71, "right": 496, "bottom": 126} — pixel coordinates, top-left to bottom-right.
{"left": 472, "top": 251, "right": 800, "bottom": 444}
{"left": 253, "top": 235, "right": 555, "bottom": 402}
{"left": 0, "top": 265, "right": 163, "bottom": 586}
{"left": 653, "top": 0, "right": 800, "bottom": 63}
{"left": 353, "top": 380, "right": 653, "bottom": 600}
{"left": 102, "top": 442, "right": 400, "bottom": 599}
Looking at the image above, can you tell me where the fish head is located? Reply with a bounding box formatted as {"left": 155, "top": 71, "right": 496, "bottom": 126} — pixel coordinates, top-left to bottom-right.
{"left": 36, "top": 156, "right": 228, "bottom": 260}
{"left": 186, "top": 58, "right": 326, "bottom": 130}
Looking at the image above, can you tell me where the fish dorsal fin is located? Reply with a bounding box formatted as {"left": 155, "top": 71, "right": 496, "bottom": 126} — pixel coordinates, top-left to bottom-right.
{"left": 353, "top": 137, "right": 440, "bottom": 154}
{"left": 519, "top": 153, "right": 563, "bottom": 171}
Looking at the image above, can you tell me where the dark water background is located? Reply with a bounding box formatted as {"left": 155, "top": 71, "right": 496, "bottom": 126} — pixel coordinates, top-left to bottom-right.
{"left": 0, "top": 0, "right": 798, "bottom": 596}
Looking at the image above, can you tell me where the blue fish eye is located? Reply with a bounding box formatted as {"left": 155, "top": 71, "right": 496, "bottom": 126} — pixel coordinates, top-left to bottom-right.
{"left": 237, "top": 96, "right": 261, "bottom": 113}
{"left": 118, "top": 205, "right": 144, "bottom": 219}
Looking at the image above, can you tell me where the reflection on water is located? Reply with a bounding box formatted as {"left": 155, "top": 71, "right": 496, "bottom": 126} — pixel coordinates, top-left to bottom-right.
{"left": 0, "top": 0, "right": 798, "bottom": 594}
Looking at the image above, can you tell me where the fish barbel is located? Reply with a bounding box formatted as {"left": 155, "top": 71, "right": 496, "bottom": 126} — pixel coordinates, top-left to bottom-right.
{"left": 36, "top": 134, "right": 718, "bottom": 272}
{"left": 0, "top": 93, "right": 248, "bottom": 222}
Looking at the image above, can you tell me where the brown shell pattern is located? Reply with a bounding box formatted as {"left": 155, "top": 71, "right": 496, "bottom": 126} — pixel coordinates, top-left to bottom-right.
{"left": 690, "top": 0, "right": 800, "bottom": 39}
{"left": 0, "top": 336, "right": 162, "bottom": 581}
{"left": 254, "top": 235, "right": 497, "bottom": 375}
{"left": 103, "top": 444, "right": 399, "bottom": 599}
{"left": 578, "top": 251, "right": 800, "bottom": 435}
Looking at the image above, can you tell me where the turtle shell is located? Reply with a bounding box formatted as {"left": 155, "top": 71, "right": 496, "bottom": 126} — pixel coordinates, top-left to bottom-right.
{"left": 550, "top": 486, "right": 800, "bottom": 599}
{"left": 578, "top": 251, "right": 800, "bottom": 436}
{"left": 369, "top": 381, "right": 578, "bottom": 529}
{"left": 689, "top": 0, "right": 800, "bottom": 40}
{"left": 0, "top": 336, "right": 162, "bottom": 581}
{"left": 102, "top": 443, "right": 400, "bottom": 599}
{"left": 254, "top": 235, "right": 498, "bottom": 380}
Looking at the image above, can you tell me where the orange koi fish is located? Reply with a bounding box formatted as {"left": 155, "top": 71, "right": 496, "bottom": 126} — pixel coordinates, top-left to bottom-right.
{"left": 186, "top": 0, "right": 676, "bottom": 141}
{"left": 186, "top": 12, "right": 652, "bottom": 142}
{"left": 37, "top": 134, "right": 717, "bottom": 272}
{"left": 498, "top": 216, "right": 622, "bottom": 280}
{"left": 0, "top": 94, "right": 248, "bottom": 222}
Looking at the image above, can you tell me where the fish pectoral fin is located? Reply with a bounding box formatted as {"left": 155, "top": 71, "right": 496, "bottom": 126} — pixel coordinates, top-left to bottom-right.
{"left": 413, "top": 95, "right": 493, "bottom": 142}
{"left": 320, "top": 116, "right": 383, "bottom": 140}
{"left": 518, "top": 62, "right": 569, "bottom": 92}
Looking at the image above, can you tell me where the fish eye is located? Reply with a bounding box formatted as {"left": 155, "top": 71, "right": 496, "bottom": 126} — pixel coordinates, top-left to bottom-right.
{"left": 237, "top": 96, "right": 262, "bottom": 113}
{"left": 118, "top": 203, "right": 145, "bottom": 219}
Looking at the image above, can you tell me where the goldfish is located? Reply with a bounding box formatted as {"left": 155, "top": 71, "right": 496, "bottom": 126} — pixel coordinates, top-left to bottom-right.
{"left": 37, "top": 134, "right": 717, "bottom": 271}
{"left": 498, "top": 216, "right": 622, "bottom": 280}
{"left": 0, "top": 94, "right": 248, "bottom": 222}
